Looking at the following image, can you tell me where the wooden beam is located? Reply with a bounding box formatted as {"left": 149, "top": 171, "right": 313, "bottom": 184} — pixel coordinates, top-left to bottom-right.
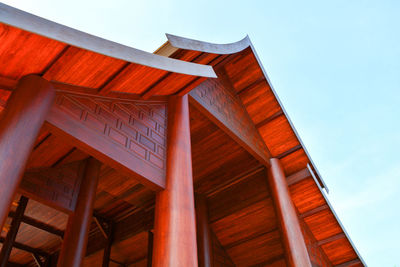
{"left": 102, "top": 221, "right": 114, "bottom": 267}
{"left": 94, "top": 215, "right": 108, "bottom": 239}
{"left": 334, "top": 259, "right": 361, "bottom": 267}
{"left": 189, "top": 79, "right": 271, "bottom": 165}
{"left": 255, "top": 110, "right": 284, "bottom": 129}
{"left": 267, "top": 158, "right": 312, "bottom": 267}
{"left": 57, "top": 158, "right": 101, "bottom": 267}
{"left": 0, "top": 196, "right": 29, "bottom": 267}
{"left": 0, "top": 75, "right": 55, "bottom": 231}
{"left": 236, "top": 77, "right": 265, "bottom": 95}
{"left": 46, "top": 91, "right": 166, "bottom": 191}
{"left": 0, "top": 237, "right": 49, "bottom": 257}
{"left": 32, "top": 253, "right": 46, "bottom": 267}
{"left": 317, "top": 233, "right": 346, "bottom": 246}
{"left": 276, "top": 144, "right": 302, "bottom": 160}
{"left": 176, "top": 77, "right": 206, "bottom": 96}
{"left": 147, "top": 231, "right": 154, "bottom": 267}
{"left": 299, "top": 204, "right": 329, "bottom": 219}
{"left": 195, "top": 195, "right": 212, "bottom": 267}
{"left": 8, "top": 211, "right": 64, "bottom": 238}
{"left": 152, "top": 95, "right": 198, "bottom": 267}
{"left": 286, "top": 168, "right": 312, "bottom": 186}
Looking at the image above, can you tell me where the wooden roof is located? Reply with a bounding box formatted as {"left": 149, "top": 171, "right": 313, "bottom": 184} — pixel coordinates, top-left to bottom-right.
{"left": 155, "top": 34, "right": 365, "bottom": 266}
{"left": 0, "top": 3, "right": 365, "bottom": 266}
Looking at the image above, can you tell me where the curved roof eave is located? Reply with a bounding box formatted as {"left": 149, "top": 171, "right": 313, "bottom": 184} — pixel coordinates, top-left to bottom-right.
{"left": 0, "top": 3, "right": 216, "bottom": 78}
{"left": 165, "top": 33, "right": 328, "bottom": 191}
{"left": 166, "top": 33, "right": 251, "bottom": 55}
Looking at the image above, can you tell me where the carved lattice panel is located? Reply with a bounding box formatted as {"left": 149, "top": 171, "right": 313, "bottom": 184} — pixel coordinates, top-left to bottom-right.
{"left": 46, "top": 92, "right": 167, "bottom": 189}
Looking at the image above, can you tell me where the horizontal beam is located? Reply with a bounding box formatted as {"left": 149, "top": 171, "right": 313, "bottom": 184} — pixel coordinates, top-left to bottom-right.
{"left": 317, "top": 232, "right": 346, "bottom": 246}
{"left": 0, "top": 75, "right": 168, "bottom": 102}
{"left": 0, "top": 237, "right": 49, "bottom": 257}
{"left": 299, "top": 204, "right": 329, "bottom": 219}
{"left": 46, "top": 92, "right": 166, "bottom": 190}
{"left": 276, "top": 144, "right": 302, "bottom": 159}
{"left": 334, "top": 259, "right": 361, "bottom": 267}
{"left": 8, "top": 211, "right": 64, "bottom": 238}
{"left": 255, "top": 110, "right": 284, "bottom": 129}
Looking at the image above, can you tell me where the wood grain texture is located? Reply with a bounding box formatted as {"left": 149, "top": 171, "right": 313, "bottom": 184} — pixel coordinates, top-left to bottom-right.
{"left": 268, "top": 158, "right": 311, "bottom": 267}
{"left": 19, "top": 161, "right": 83, "bottom": 213}
{"left": 57, "top": 158, "right": 101, "bottom": 267}
{"left": 189, "top": 78, "right": 270, "bottom": 165}
{"left": 0, "top": 75, "right": 55, "bottom": 232}
{"left": 152, "top": 95, "right": 198, "bottom": 267}
{"left": 46, "top": 91, "right": 167, "bottom": 190}
{"left": 195, "top": 195, "right": 212, "bottom": 267}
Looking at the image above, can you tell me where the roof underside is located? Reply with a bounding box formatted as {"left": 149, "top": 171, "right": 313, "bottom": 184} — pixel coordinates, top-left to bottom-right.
{"left": 0, "top": 3, "right": 364, "bottom": 267}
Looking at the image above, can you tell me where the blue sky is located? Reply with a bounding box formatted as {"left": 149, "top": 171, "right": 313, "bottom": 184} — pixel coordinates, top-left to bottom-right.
{"left": 4, "top": 0, "right": 399, "bottom": 266}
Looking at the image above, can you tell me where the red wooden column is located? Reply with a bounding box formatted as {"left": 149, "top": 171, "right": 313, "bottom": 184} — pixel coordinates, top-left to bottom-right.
{"left": 268, "top": 158, "right": 312, "bottom": 267}
{"left": 0, "top": 75, "right": 55, "bottom": 231}
{"left": 152, "top": 95, "right": 198, "bottom": 267}
{"left": 195, "top": 194, "right": 213, "bottom": 267}
{"left": 57, "top": 157, "right": 101, "bottom": 267}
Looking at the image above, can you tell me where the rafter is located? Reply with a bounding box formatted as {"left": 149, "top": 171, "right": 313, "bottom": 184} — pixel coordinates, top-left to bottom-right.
{"left": 334, "top": 259, "right": 361, "bottom": 267}
{"left": 299, "top": 204, "right": 329, "bottom": 219}
{"left": 286, "top": 168, "right": 312, "bottom": 186}
{"left": 317, "top": 232, "right": 346, "bottom": 246}
{"left": 255, "top": 110, "right": 284, "bottom": 129}
{"left": 276, "top": 144, "right": 302, "bottom": 159}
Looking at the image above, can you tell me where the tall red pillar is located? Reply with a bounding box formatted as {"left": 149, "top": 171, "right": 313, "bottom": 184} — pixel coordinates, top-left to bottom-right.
{"left": 0, "top": 74, "right": 55, "bottom": 231}
{"left": 152, "top": 95, "right": 198, "bottom": 267}
{"left": 268, "top": 158, "right": 312, "bottom": 267}
{"left": 57, "top": 157, "right": 101, "bottom": 267}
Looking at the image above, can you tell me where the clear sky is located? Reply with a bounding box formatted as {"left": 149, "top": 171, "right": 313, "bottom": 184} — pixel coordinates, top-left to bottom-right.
{"left": 3, "top": 0, "right": 399, "bottom": 266}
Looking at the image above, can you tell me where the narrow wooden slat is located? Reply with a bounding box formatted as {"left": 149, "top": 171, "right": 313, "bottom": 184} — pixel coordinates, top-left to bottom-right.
{"left": 236, "top": 77, "right": 265, "bottom": 95}
{"left": 0, "top": 239, "right": 49, "bottom": 257}
{"left": 299, "top": 204, "right": 329, "bottom": 219}
{"left": 276, "top": 144, "right": 302, "bottom": 160}
{"left": 334, "top": 259, "right": 361, "bottom": 267}
{"left": 0, "top": 196, "right": 29, "bottom": 266}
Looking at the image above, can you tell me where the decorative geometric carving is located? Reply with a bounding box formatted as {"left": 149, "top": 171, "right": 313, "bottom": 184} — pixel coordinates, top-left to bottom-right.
{"left": 46, "top": 92, "right": 167, "bottom": 190}
{"left": 190, "top": 79, "right": 270, "bottom": 164}
{"left": 19, "top": 161, "right": 83, "bottom": 213}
